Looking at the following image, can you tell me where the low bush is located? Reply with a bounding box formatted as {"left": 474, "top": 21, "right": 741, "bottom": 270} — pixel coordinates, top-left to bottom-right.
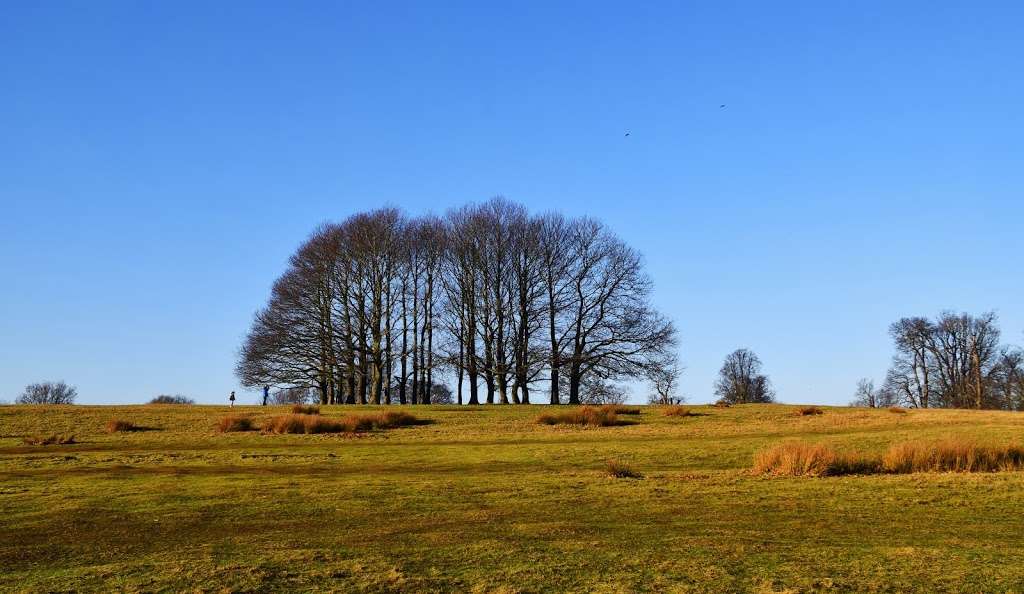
{"left": 752, "top": 442, "right": 878, "bottom": 477}
{"left": 796, "top": 406, "right": 824, "bottom": 416}
{"left": 881, "top": 440, "right": 1024, "bottom": 473}
{"left": 605, "top": 459, "right": 642, "bottom": 479}
{"left": 663, "top": 405, "right": 693, "bottom": 417}
{"left": 22, "top": 433, "right": 75, "bottom": 445}
{"left": 713, "top": 400, "right": 732, "bottom": 408}
{"left": 291, "top": 404, "right": 320, "bottom": 415}
{"left": 149, "top": 394, "right": 195, "bottom": 405}
{"left": 535, "top": 406, "right": 620, "bottom": 427}
{"left": 888, "top": 406, "right": 908, "bottom": 414}
{"left": 105, "top": 419, "right": 141, "bottom": 433}
{"left": 217, "top": 415, "right": 257, "bottom": 432}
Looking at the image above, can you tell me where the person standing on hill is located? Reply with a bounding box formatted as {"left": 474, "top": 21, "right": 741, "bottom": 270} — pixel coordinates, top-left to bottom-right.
{"left": 229, "top": 391, "right": 236, "bottom": 408}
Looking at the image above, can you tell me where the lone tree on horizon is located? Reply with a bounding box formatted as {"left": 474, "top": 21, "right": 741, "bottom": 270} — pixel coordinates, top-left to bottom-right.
{"left": 714, "top": 349, "right": 774, "bottom": 404}
{"left": 16, "top": 381, "right": 77, "bottom": 405}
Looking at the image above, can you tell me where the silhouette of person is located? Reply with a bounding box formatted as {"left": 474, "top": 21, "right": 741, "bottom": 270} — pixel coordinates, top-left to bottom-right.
{"left": 229, "top": 391, "right": 236, "bottom": 408}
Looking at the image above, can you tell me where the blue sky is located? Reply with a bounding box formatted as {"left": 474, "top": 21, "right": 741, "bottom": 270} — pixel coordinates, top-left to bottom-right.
{"left": 1, "top": 1, "right": 1021, "bottom": 405}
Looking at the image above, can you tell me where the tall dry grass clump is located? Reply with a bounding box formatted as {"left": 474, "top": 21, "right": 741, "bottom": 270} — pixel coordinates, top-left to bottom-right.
{"left": 291, "top": 404, "right": 320, "bottom": 415}
{"left": 535, "top": 406, "right": 620, "bottom": 427}
{"left": 601, "top": 404, "right": 641, "bottom": 415}
{"left": 888, "top": 406, "right": 908, "bottom": 414}
{"left": 263, "top": 411, "right": 421, "bottom": 434}
{"left": 105, "top": 419, "right": 140, "bottom": 433}
{"left": 881, "top": 440, "right": 1024, "bottom": 473}
{"left": 796, "top": 406, "right": 824, "bottom": 416}
{"left": 663, "top": 405, "right": 693, "bottom": 417}
{"left": 217, "top": 415, "right": 257, "bottom": 432}
{"left": 752, "top": 442, "right": 878, "bottom": 477}
{"left": 605, "top": 459, "right": 642, "bottom": 479}
{"left": 22, "top": 433, "right": 75, "bottom": 445}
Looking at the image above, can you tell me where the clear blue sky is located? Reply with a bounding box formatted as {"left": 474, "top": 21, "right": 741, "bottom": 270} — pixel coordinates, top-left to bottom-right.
{"left": 1, "top": 1, "right": 1021, "bottom": 405}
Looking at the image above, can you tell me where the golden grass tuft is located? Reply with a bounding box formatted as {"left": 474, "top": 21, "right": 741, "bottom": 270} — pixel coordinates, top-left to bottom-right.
{"left": 755, "top": 439, "right": 1024, "bottom": 477}
{"left": 263, "top": 411, "right": 422, "bottom": 434}
{"left": 105, "top": 419, "right": 140, "bottom": 433}
{"left": 291, "top": 404, "right": 321, "bottom": 415}
{"left": 605, "top": 459, "right": 642, "bottom": 479}
{"left": 535, "top": 406, "right": 620, "bottom": 427}
{"left": 601, "top": 404, "right": 641, "bottom": 415}
{"left": 881, "top": 440, "right": 1024, "bottom": 473}
{"left": 22, "top": 433, "right": 75, "bottom": 445}
{"left": 663, "top": 405, "right": 693, "bottom": 417}
{"left": 752, "top": 442, "right": 879, "bottom": 477}
{"left": 217, "top": 415, "right": 257, "bottom": 432}
{"left": 796, "top": 406, "right": 824, "bottom": 416}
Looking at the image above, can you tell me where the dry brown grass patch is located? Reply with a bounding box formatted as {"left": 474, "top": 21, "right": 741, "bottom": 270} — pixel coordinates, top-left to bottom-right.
{"left": 881, "top": 439, "right": 1024, "bottom": 473}
{"left": 291, "top": 404, "right": 320, "bottom": 415}
{"left": 605, "top": 459, "right": 642, "bottom": 479}
{"left": 535, "top": 406, "right": 621, "bottom": 427}
{"left": 796, "top": 406, "right": 824, "bottom": 416}
{"left": 217, "top": 415, "right": 257, "bottom": 432}
{"left": 888, "top": 406, "right": 908, "bottom": 414}
{"left": 663, "top": 405, "right": 693, "bottom": 417}
{"left": 713, "top": 400, "right": 732, "bottom": 408}
{"left": 22, "top": 433, "right": 75, "bottom": 445}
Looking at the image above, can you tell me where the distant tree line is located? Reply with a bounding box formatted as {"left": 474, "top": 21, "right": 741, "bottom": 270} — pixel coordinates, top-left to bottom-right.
{"left": 237, "top": 198, "right": 678, "bottom": 405}
{"left": 854, "top": 311, "right": 1024, "bottom": 410}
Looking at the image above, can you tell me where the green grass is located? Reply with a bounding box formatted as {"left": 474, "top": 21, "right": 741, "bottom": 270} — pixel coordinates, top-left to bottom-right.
{"left": 2, "top": 403, "right": 1024, "bottom": 592}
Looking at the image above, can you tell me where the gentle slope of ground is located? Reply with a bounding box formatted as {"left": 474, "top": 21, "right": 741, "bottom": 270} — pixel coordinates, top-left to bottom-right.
{"left": 2, "top": 404, "right": 1024, "bottom": 592}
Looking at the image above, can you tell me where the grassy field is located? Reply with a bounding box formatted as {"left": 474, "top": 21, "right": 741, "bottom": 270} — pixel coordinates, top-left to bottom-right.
{"left": 2, "top": 404, "right": 1024, "bottom": 593}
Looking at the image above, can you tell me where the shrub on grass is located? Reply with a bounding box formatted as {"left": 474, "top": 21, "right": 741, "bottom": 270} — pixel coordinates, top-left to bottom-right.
{"left": 796, "top": 406, "right": 824, "bottom": 416}
{"left": 752, "top": 442, "right": 878, "bottom": 477}
{"left": 605, "top": 459, "right": 642, "bottom": 479}
{"left": 535, "top": 406, "right": 620, "bottom": 427}
{"left": 881, "top": 440, "right": 1024, "bottom": 473}
{"left": 663, "top": 405, "right": 693, "bottom": 417}
{"left": 291, "top": 404, "right": 320, "bottom": 415}
{"left": 217, "top": 415, "right": 257, "bottom": 432}
{"left": 888, "top": 406, "right": 908, "bottom": 414}
{"left": 713, "top": 400, "right": 732, "bottom": 408}
{"left": 22, "top": 433, "right": 75, "bottom": 445}
{"left": 105, "top": 419, "right": 140, "bottom": 433}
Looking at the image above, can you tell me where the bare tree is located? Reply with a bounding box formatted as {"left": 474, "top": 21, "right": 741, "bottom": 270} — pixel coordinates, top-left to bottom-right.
{"left": 560, "top": 219, "right": 676, "bottom": 404}
{"left": 17, "top": 381, "right": 77, "bottom": 404}
{"left": 989, "top": 347, "right": 1024, "bottom": 411}
{"left": 647, "top": 353, "right": 684, "bottom": 405}
{"left": 714, "top": 349, "right": 774, "bottom": 404}
{"left": 577, "top": 377, "right": 628, "bottom": 405}
{"left": 850, "top": 378, "right": 879, "bottom": 407}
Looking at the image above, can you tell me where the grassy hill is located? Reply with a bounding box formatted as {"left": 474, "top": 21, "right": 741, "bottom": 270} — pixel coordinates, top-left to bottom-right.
{"left": 2, "top": 403, "right": 1023, "bottom": 592}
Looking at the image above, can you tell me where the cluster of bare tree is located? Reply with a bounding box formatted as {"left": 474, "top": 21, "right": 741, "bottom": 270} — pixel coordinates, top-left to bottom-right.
{"left": 853, "top": 311, "right": 1024, "bottom": 410}
{"left": 237, "top": 198, "right": 678, "bottom": 405}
